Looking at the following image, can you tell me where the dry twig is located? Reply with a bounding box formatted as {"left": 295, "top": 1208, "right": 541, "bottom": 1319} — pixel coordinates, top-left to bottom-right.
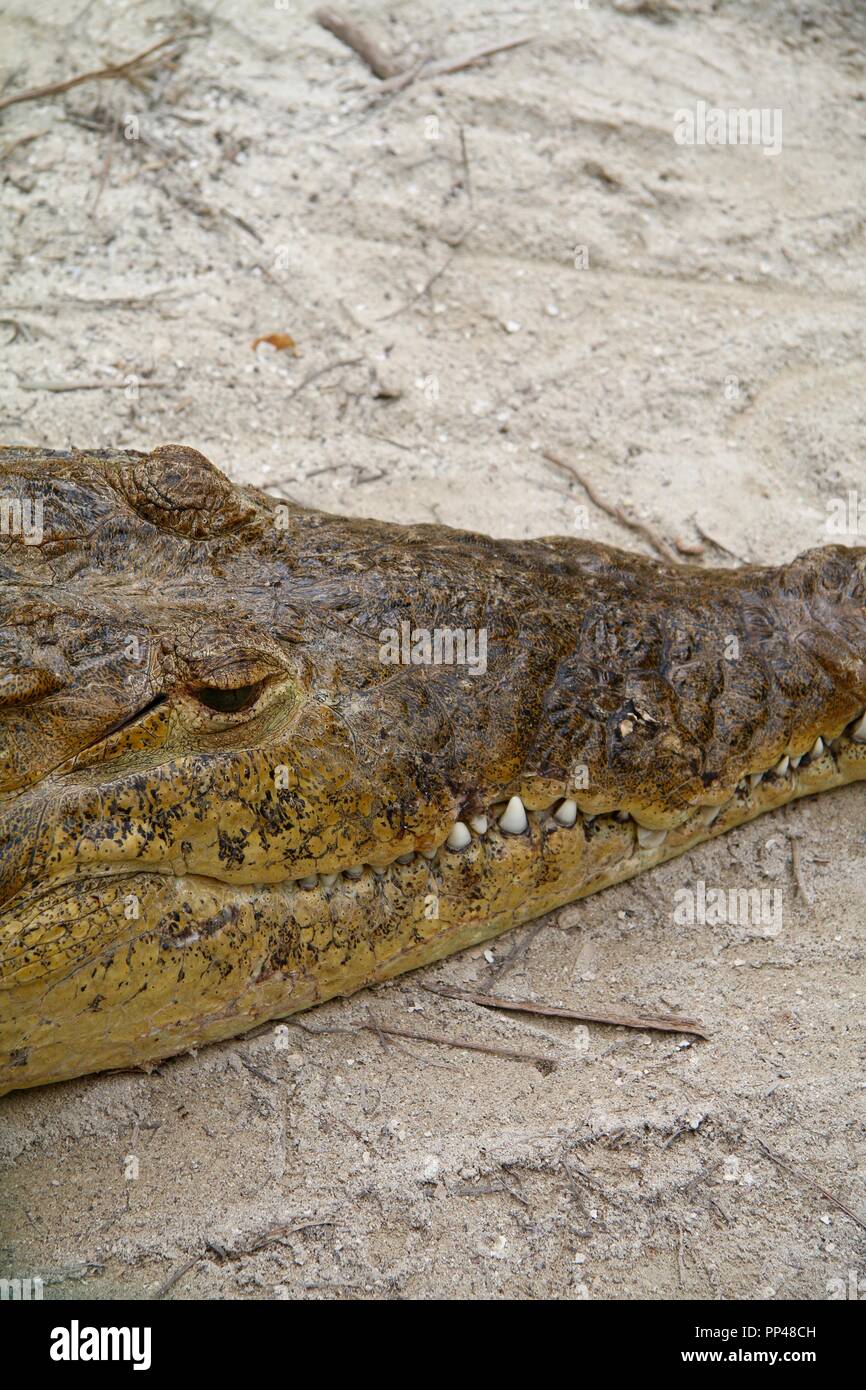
{"left": 427, "top": 36, "right": 534, "bottom": 77}
{"left": 287, "top": 356, "right": 363, "bottom": 399}
{"left": 788, "top": 833, "right": 813, "bottom": 904}
{"left": 290, "top": 1015, "right": 556, "bottom": 1067}
{"left": 314, "top": 10, "right": 532, "bottom": 88}
{"left": 459, "top": 125, "right": 473, "bottom": 204}
{"left": 756, "top": 1141, "right": 865, "bottom": 1231}
{"left": 483, "top": 919, "right": 545, "bottom": 983}
{"left": 693, "top": 521, "right": 746, "bottom": 564}
{"left": 18, "top": 378, "right": 167, "bottom": 392}
{"left": 0, "top": 130, "right": 45, "bottom": 160}
{"left": 427, "top": 984, "right": 709, "bottom": 1039}
{"left": 543, "top": 447, "right": 681, "bottom": 563}
{"left": 378, "top": 246, "right": 463, "bottom": 322}
{"left": 0, "top": 35, "right": 190, "bottom": 115}
{"left": 152, "top": 1254, "right": 201, "bottom": 1300}
{"left": 314, "top": 7, "right": 403, "bottom": 79}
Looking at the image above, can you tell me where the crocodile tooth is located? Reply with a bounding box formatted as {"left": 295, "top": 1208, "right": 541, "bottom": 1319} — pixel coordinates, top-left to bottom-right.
{"left": 371, "top": 865, "right": 388, "bottom": 877}
{"left": 420, "top": 847, "right": 438, "bottom": 860}
{"left": 498, "top": 795, "right": 528, "bottom": 834}
{"left": 790, "top": 754, "right": 802, "bottom": 768}
{"left": 469, "top": 815, "right": 488, "bottom": 835}
{"left": 319, "top": 873, "right": 339, "bottom": 888}
{"left": 615, "top": 810, "right": 630, "bottom": 822}
{"left": 700, "top": 805, "right": 722, "bottom": 825}
{"left": 344, "top": 865, "right": 364, "bottom": 879}
{"left": 396, "top": 852, "right": 415, "bottom": 864}
{"left": 637, "top": 826, "right": 667, "bottom": 849}
{"left": 299, "top": 875, "right": 319, "bottom": 889}
{"left": 808, "top": 736, "right": 824, "bottom": 760}
{"left": 851, "top": 712, "right": 866, "bottom": 742}
{"left": 554, "top": 798, "right": 578, "bottom": 827}
{"left": 772, "top": 755, "right": 790, "bottom": 776}
{"left": 447, "top": 821, "right": 471, "bottom": 850}
{"left": 749, "top": 772, "right": 764, "bottom": 789}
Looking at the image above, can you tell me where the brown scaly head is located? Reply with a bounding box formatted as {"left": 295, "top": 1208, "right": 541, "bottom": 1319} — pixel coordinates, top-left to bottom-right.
{"left": 0, "top": 443, "right": 864, "bottom": 1094}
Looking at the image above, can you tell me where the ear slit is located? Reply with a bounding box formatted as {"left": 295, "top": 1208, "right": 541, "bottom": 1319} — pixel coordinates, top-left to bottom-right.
{"left": 101, "top": 693, "right": 168, "bottom": 738}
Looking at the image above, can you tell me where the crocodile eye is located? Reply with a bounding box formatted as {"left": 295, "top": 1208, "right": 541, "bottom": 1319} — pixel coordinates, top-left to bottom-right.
{"left": 191, "top": 681, "right": 266, "bottom": 714}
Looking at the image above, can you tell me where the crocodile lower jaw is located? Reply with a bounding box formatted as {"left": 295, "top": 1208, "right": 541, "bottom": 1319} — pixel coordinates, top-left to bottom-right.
{"left": 1, "top": 718, "right": 863, "bottom": 1097}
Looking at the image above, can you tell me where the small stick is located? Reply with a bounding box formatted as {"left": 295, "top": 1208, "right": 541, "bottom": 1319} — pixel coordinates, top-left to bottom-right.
{"left": 2, "top": 285, "right": 186, "bottom": 310}
{"left": 378, "top": 231, "right": 470, "bottom": 322}
{"left": 238, "top": 1054, "right": 277, "bottom": 1085}
{"left": 365, "top": 1005, "right": 394, "bottom": 1053}
{"left": 677, "top": 1222, "right": 687, "bottom": 1287}
{"left": 485, "top": 919, "right": 545, "bottom": 983}
{"left": 0, "top": 130, "right": 45, "bottom": 160}
{"left": 427, "top": 984, "right": 710, "bottom": 1039}
{"left": 152, "top": 1253, "right": 200, "bottom": 1300}
{"left": 428, "top": 36, "right": 534, "bottom": 77}
{"left": 291, "top": 1016, "right": 555, "bottom": 1067}
{"left": 314, "top": 7, "right": 403, "bottom": 80}
{"left": 287, "top": 356, "right": 363, "bottom": 400}
{"left": 788, "top": 833, "right": 813, "bottom": 904}
{"left": 459, "top": 125, "right": 473, "bottom": 204}
{"left": 360, "top": 431, "right": 415, "bottom": 453}
{"left": 543, "top": 447, "right": 681, "bottom": 564}
{"left": 0, "top": 35, "right": 185, "bottom": 115}
{"left": 245, "top": 1219, "right": 337, "bottom": 1252}
{"left": 378, "top": 250, "right": 458, "bottom": 321}
{"left": 694, "top": 521, "right": 746, "bottom": 564}
{"left": 18, "top": 379, "right": 167, "bottom": 392}
{"left": 755, "top": 1141, "right": 865, "bottom": 1232}
{"left": 366, "top": 1020, "right": 556, "bottom": 1066}
{"left": 376, "top": 56, "right": 430, "bottom": 96}
{"left": 454, "top": 1181, "right": 526, "bottom": 1205}
{"left": 317, "top": 16, "right": 532, "bottom": 89}
{"left": 90, "top": 119, "right": 118, "bottom": 215}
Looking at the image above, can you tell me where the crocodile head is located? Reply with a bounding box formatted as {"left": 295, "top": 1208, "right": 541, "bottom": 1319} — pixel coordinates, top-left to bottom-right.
{"left": 1, "top": 443, "right": 864, "bottom": 1093}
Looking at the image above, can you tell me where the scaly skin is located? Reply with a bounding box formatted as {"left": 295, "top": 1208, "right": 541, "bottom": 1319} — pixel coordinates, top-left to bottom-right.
{"left": 1, "top": 444, "right": 864, "bottom": 1095}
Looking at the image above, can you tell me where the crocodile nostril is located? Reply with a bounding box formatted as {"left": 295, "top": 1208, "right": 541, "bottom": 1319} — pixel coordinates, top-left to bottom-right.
{"left": 191, "top": 681, "right": 266, "bottom": 714}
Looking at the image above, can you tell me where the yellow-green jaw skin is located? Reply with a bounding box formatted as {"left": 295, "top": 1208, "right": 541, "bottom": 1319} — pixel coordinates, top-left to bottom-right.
{"left": 1, "top": 445, "right": 865, "bottom": 1095}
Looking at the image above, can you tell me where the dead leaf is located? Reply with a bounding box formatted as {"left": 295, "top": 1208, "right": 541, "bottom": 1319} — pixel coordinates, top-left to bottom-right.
{"left": 251, "top": 333, "right": 299, "bottom": 355}
{"left": 675, "top": 536, "right": 706, "bottom": 556}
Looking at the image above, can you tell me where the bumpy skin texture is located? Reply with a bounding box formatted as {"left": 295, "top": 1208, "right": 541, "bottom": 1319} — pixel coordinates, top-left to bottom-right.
{"left": 0, "top": 444, "right": 864, "bottom": 1094}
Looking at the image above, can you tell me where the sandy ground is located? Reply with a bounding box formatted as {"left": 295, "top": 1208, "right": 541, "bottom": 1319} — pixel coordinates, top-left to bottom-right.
{"left": 1, "top": 0, "right": 864, "bottom": 1301}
